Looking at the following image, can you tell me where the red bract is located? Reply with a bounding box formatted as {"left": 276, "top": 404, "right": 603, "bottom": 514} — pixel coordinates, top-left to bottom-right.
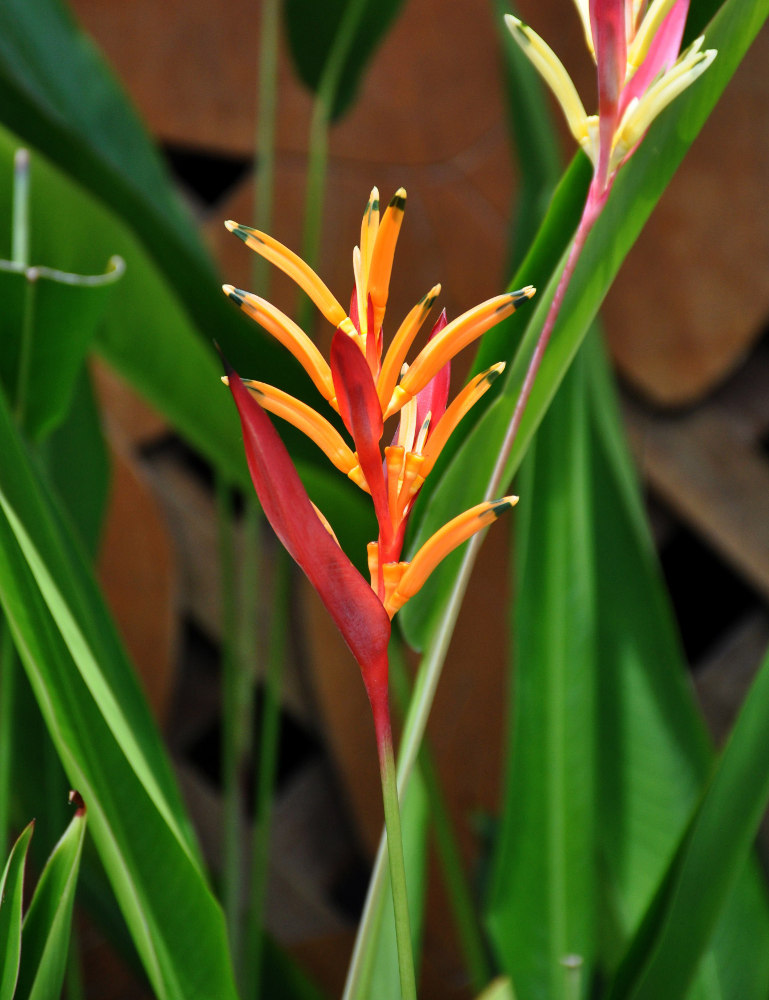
{"left": 223, "top": 352, "right": 391, "bottom": 709}
{"left": 506, "top": 0, "right": 716, "bottom": 202}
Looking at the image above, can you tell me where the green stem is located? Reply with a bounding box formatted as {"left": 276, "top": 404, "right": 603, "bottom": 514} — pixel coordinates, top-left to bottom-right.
{"left": 562, "top": 954, "right": 583, "bottom": 1000}
{"left": 298, "top": 0, "right": 368, "bottom": 330}
{"left": 346, "top": 202, "right": 601, "bottom": 996}
{"left": 253, "top": 0, "right": 280, "bottom": 294}
{"left": 12, "top": 149, "right": 35, "bottom": 427}
{"left": 12, "top": 149, "right": 29, "bottom": 268}
{"left": 0, "top": 619, "right": 15, "bottom": 854}
{"left": 216, "top": 476, "right": 242, "bottom": 957}
{"left": 389, "top": 644, "right": 492, "bottom": 992}
{"left": 374, "top": 700, "right": 417, "bottom": 1000}
{"left": 243, "top": 548, "right": 289, "bottom": 999}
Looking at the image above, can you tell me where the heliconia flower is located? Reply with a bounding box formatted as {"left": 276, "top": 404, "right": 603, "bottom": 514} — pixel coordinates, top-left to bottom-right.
{"left": 506, "top": 0, "right": 716, "bottom": 197}
{"left": 221, "top": 188, "right": 534, "bottom": 708}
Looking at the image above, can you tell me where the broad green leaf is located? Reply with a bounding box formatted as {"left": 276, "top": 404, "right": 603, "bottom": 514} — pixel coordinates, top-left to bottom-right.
{"left": 44, "top": 366, "right": 110, "bottom": 558}
{"left": 0, "top": 134, "right": 372, "bottom": 570}
{"left": 606, "top": 645, "right": 769, "bottom": 1000}
{"left": 0, "top": 389, "right": 238, "bottom": 1000}
{"left": 0, "top": 254, "right": 123, "bottom": 441}
{"left": 485, "top": 344, "right": 596, "bottom": 999}
{"left": 0, "top": 0, "right": 266, "bottom": 380}
{"left": 0, "top": 822, "right": 33, "bottom": 1000}
{"left": 585, "top": 333, "right": 769, "bottom": 998}
{"left": 401, "top": 0, "right": 769, "bottom": 650}
{"left": 0, "top": 7, "right": 371, "bottom": 546}
{"left": 16, "top": 798, "right": 86, "bottom": 1000}
{"left": 284, "top": 0, "right": 408, "bottom": 120}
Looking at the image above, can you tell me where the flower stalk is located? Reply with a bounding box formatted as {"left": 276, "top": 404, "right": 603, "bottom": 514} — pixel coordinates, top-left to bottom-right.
{"left": 497, "top": 0, "right": 716, "bottom": 481}
{"left": 221, "top": 186, "right": 534, "bottom": 994}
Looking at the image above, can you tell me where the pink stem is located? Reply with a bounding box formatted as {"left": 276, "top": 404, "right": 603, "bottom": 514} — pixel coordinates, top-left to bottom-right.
{"left": 485, "top": 177, "right": 609, "bottom": 501}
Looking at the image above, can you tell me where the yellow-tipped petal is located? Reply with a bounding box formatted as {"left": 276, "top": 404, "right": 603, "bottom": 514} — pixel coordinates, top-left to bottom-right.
{"left": 225, "top": 221, "right": 348, "bottom": 328}
{"left": 421, "top": 363, "right": 505, "bottom": 477}
{"left": 612, "top": 42, "right": 716, "bottom": 169}
{"left": 360, "top": 187, "right": 380, "bottom": 292}
{"left": 385, "top": 496, "right": 518, "bottom": 615}
{"left": 223, "top": 285, "right": 335, "bottom": 400}
{"left": 377, "top": 284, "right": 441, "bottom": 411}
{"left": 385, "top": 288, "right": 535, "bottom": 418}
{"left": 627, "top": 0, "right": 680, "bottom": 72}
{"left": 504, "top": 17, "right": 591, "bottom": 153}
{"left": 367, "top": 188, "right": 406, "bottom": 332}
{"left": 239, "top": 378, "right": 359, "bottom": 477}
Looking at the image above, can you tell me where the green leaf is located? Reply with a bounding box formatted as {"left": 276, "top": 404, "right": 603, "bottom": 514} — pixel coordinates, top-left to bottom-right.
{"left": 0, "top": 254, "right": 123, "bottom": 441}
{"left": 0, "top": 822, "right": 34, "bottom": 1000}
{"left": 43, "top": 366, "right": 110, "bottom": 558}
{"left": 485, "top": 343, "right": 596, "bottom": 999}
{"left": 401, "top": 0, "right": 769, "bottom": 651}
{"left": 16, "top": 797, "right": 86, "bottom": 1000}
{"left": 284, "top": 0, "right": 408, "bottom": 119}
{"left": 0, "top": 5, "right": 365, "bottom": 528}
{"left": 0, "top": 134, "right": 373, "bottom": 571}
{"left": 0, "top": 388, "right": 239, "bottom": 999}
{"left": 585, "top": 333, "right": 769, "bottom": 997}
{"left": 605, "top": 645, "right": 769, "bottom": 1000}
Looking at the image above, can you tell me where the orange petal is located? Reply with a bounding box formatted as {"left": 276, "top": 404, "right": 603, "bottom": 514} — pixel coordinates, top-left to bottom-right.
{"left": 225, "top": 221, "right": 348, "bottom": 329}
{"left": 367, "top": 189, "right": 406, "bottom": 333}
{"left": 377, "top": 284, "right": 441, "bottom": 411}
{"left": 234, "top": 377, "right": 359, "bottom": 478}
{"left": 384, "top": 497, "right": 518, "bottom": 615}
{"left": 223, "top": 285, "right": 335, "bottom": 401}
{"left": 384, "top": 288, "right": 535, "bottom": 418}
{"left": 421, "top": 363, "right": 505, "bottom": 477}
{"left": 359, "top": 187, "right": 380, "bottom": 293}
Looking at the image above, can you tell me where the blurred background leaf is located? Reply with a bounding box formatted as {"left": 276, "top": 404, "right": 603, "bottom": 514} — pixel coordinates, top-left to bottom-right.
{"left": 284, "top": 0, "right": 409, "bottom": 120}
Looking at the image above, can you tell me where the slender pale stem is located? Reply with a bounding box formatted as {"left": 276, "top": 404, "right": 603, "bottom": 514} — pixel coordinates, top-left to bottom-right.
{"left": 298, "top": 0, "right": 368, "bottom": 331}
{"left": 0, "top": 620, "right": 15, "bottom": 854}
{"left": 217, "top": 477, "right": 242, "bottom": 955}
{"left": 243, "top": 548, "right": 289, "bottom": 1000}
{"left": 12, "top": 149, "right": 35, "bottom": 428}
{"left": 485, "top": 184, "right": 605, "bottom": 501}
{"left": 373, "top": 693, "right": 418, "bottom": 1000}
{"left": 12, "top": 149, "right": 29, "bottom": 268}
{"left": 562, "top": 954, "right": 584, "bottom": 1000}
{"left": 253, "top": 0, "right": 280, "bottom": 294}
{"left": 389, "top": 640, "right": 492, "bottom": 991}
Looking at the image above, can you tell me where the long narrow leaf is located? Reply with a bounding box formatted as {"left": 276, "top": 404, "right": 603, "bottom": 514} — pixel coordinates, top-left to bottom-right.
{"left": 0, "top": 389, "right": 239, "bottom": 1000}
{"left": 0, "top": 822, "right": 34, "bottom": 1000}
{"left": 585, "top": 332, "right": 769, "bottom": 997}
{"left": 607, "top": 640, "right": 769, "bottom": 1000}
{"left": 16, "top": 797, "right": 86, "bottom": 1000}
{"left": 485, "top": 344, "right": 596, "bottom": 999}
